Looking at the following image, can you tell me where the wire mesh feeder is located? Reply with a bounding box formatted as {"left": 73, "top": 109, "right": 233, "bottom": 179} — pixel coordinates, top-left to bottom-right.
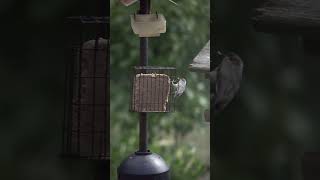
{"left": 62, "top": 16, "right": 109, "bottom": 160}
{"left": 130, "top": 66, "right": 176, "bottom": 113}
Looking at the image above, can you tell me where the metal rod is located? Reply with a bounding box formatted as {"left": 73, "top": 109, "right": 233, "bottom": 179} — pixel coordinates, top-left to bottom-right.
{"left": 64, "top": 48, "right": 73, "bottom": 154}
{"left": 91, "top": 36, "right": 98, "bottom": 156}
{"left": 138, "top": 0, "right": 150, "bottom": 153}
{"left": 139, "top": 113, "right": 148, "bottom": 152}
{"left": 105, "top": 33, "right": 110, "bottom": 159}
{"left": 77, "top": 26, "right": 83, "bottom": 154}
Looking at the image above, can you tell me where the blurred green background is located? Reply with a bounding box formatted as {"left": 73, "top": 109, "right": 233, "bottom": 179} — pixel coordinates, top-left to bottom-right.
{"left": 110, "top": 0, "right": 210, "bottom": 179}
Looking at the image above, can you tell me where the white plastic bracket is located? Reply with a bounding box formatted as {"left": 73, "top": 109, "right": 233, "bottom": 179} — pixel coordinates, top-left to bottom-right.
{"left": 130, "top": 13, "right": 166, "bottom": 37}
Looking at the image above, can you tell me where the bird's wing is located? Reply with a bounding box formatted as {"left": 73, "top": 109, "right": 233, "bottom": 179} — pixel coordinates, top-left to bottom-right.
{"left": 176, "top": 79, "right": 186, "bottom": 95}
{"left": 214, "top": 59, "right": 236, "bottom": 113}
{"left": 207, "top": 70, "right": 217, "bottom": 82}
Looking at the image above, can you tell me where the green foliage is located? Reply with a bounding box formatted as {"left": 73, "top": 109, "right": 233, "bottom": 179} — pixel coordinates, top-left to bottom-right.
{"left": 110, "top": 0, "right": 210, "bottom": 179}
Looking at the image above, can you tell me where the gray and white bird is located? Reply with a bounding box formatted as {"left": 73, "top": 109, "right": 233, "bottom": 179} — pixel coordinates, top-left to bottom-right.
{"left": 172, "top": 78, "right": 187, "bottom": 97}
{"left": 211, "top": 52, "right": 243, "bottom": 117}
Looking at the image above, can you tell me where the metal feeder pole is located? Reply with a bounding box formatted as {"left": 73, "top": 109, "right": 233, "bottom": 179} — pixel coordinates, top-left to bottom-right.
{"left": 138, "top": 0, "right": 150, "bottom": 153}
{"left": 118, "top": 2, "right": 170, "bottom": 179}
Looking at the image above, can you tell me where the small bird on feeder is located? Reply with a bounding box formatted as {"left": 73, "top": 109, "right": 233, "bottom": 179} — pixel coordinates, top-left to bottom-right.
{"left": 172, "top": 78, "right": 186, "bottom": 97}
{"left": 209, "top": 51, "right": 243, "bottom": 123}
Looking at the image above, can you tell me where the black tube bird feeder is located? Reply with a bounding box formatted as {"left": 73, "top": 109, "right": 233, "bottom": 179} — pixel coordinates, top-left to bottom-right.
{"left": 62, "top": 16, "right": 109, "bottom": 161}
{"left": 61, "top": 0, "right": 110, "bottom": 179}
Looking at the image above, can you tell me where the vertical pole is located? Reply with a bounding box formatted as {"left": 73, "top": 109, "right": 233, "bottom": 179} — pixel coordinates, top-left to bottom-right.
{"left": 138, "top": 0, "right": 150, "bottom": 153}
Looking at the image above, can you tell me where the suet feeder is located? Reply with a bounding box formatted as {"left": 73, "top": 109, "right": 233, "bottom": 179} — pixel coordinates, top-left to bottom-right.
{"left": 62, "top": 16, "right": 109, "bottom": 160}
{"left": 130, "top": 66, "right": 176, "bottom": 112}
{"left": 130, "top": 13, "right": 166, "bottom": 37}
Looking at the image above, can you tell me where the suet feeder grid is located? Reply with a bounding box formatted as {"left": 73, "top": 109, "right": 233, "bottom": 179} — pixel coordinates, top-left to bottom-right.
{"left": 130, "top": 66, "right": 176, "bottom": 113}
{"left": 62, "top": 16, "right": 109, "bottom": 160}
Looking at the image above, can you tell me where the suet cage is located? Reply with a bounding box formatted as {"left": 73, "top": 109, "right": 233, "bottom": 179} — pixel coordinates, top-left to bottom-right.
{"left": 62, "top": 16, "right": 109, "bottom": 160}
{"left": 129, "top": 66, "right": 176, "bottom": 113}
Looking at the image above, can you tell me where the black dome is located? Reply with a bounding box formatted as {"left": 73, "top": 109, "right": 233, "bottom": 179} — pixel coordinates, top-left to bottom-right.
{"left": 118, "top": 151, "right": 170, "bottom": 180}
